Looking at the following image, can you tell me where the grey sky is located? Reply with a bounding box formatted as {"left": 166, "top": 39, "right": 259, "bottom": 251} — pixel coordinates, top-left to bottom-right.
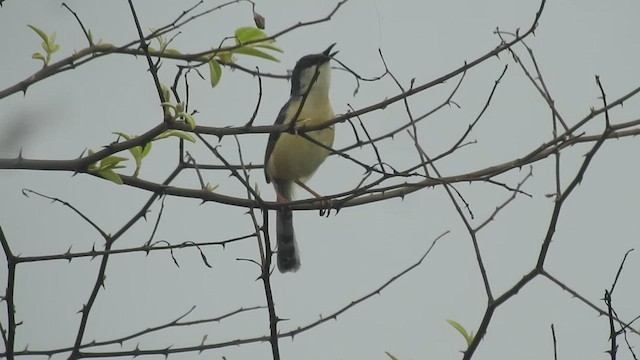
{"left": 1, "top": 0, "right": 639, "bottom": 359}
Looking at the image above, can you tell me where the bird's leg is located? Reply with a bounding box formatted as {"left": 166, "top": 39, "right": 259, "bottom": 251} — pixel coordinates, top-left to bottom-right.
{"left": 273, "top": 186, "right": 289, "bottom": 204}
{"left": 291, "top": 117, "right": 313, "bottom": 138}
{"left": 294, "top": 180, "right": 333, "bottom": 217}
{"left": 294, "top": 180, "right": 322, "bottom": 198}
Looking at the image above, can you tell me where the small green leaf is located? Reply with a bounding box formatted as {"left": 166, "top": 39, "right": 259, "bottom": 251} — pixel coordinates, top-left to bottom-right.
{"left": 385, "top": 352, "right": 400, "bottom": 360}
{"left": 208, "top": 59, "right": 222, "bottom": 88}
{"left": 130, "top": 148, "right": 143, "bottom": 177}
{"left": 232, "top": 46, "right": 279, "bottom": 62}
{"left": 234, "top": 27, "right": 266, "bottom": 44}
{"left": 253, "top": 42, "right": 283, "bottom": 53}
{"left": 86, "top": 149, "right": 99, "bottom": 170}
{"left": 49, "top": 32, "right": 57, "bottom": 46}
{"left": 129, "top": 146, "right": 141, "bottom": 160}
{"left": 183, "top": 114, "right": 196, "bottom": 130}
{"left": 205, "top": 183, "right": 219, "bottom": 192}
{"left": 175, "top": 102, "right": 185, "bottom": 114}
{"left": 447, "top": 319, "right": 474, "bottom": 346}
{"left": 218, "top": 51, "right": 234, "bottom": 63}
{"left": 113, "top": 131, "right": 134, "bottom": 141}
{"left": 165, "top": 48, "right": 182, "bottom": 56}
{"left": 27, "top": 24, "right": 49, "bottom": 43}
{"left": 155, "top": 130, "right": 196, "bottom": 143}
{"left": 32, "top": 52, "right": 45, "bottom": 61}
{"left": 160, "top": 102, "right": 176, "bottom": 110}
{"left": 97, "top": 168, "right": 123, "bottom": 185}
{"left": 100, "top": 155, "right": 128, "bottom": 169}
{"left": 140, "top": 141, "right": 152, "bottom": 157}
{"left": 175, "top": 130, "right": 196, "bottom": 142}
{"left": 160, "top": 84, "right": 171, "bottom": 102}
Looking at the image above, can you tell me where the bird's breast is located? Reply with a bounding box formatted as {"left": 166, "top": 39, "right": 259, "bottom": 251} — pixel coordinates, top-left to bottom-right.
{"left": 266, "top": 96, "right": 335, "bottom": 183}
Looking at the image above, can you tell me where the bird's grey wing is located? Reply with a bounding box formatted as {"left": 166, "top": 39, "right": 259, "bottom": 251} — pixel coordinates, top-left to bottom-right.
{"left": 264, "top": 98, "right": 293, "bottom": 183}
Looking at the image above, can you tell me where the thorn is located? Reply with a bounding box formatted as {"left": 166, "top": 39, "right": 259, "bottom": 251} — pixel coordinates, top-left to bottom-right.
{"left": 90, "top": 243, "right": 98, "bottom": 260}
{"left": 65, "top": 245, "right": 73, "bottom": 263}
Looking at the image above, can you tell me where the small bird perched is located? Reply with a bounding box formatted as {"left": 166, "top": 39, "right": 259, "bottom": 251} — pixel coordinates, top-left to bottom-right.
{"left": 264, "top": 44, "right": 338, "bottom": 273}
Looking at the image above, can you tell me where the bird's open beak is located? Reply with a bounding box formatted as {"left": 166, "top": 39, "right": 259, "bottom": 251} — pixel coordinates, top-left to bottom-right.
{"left": 322, "top": 43, "right": 339, "bottom": 58}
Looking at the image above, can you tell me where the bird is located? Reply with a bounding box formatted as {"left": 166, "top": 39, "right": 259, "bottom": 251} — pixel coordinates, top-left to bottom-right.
{"left": 264, "top": 43, "right": 338, "bottom": 273}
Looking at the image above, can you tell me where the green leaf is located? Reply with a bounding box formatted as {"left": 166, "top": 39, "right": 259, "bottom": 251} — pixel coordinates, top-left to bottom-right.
{"left": 232, "top": 46, "right": 279, "bottom": 62}
{"left": 175, "top": 102, "right": 185, "bottom": 114}
{"left": 253, "top": 42, "right": 283, "bottom": 53}
{"left": 113, "top": 131, "right": 134, "bottom": 141}
{"left": 100, "top": 155, "right": 128, "bottom": 169}
{"left": 130, "top": 149, "right": 143, "bottom": 177}
{"left": 129, "top": 146, "right": 141, "bottom": 160}
{"left": 208, "top": 59, "right": 222, "bottom": 88}
{"left": 183, "top": 113, "right": 196, "bottom": 130}
{"left": 160, "top": 84, "right": 171, "bottom": 102}
{"left": 49, "top": 31, "right": 57, "bottom": 47}
{"left": 97, "top": 168, "right": 123, "bottom": 185}
{"left": 385, "top": 352, "right": 400, "bottom": 360}
{"left": 234, "top": 27, "right": 267, "bottom": 44}
{"left": 32, "top": 52, "right": 45, "bottom": 61}
{"left": 165, "top": 48, "right": 182, "bottom": 56}
{"left": 447, "top": 319, "right": 474, "bottom": 346}
{"left": 155, "top": 130, "right": 196, "bottom": 143}
{"left": 160, "top": 102, "right": 176, "bottom": 110}
{"left": 205, "top": 183, "right": 219, "bottom": 192}
{"left": 140, "top": 141, "right": 152, "bottom": 157}
{"left": 218, "top": 51, "right": 234, "bottom": 64}
{"left": 27, "top": 24, "right": 49, "bottom": 44}
{"left": 86, "top": 149, "right": 99, "bottom": 170}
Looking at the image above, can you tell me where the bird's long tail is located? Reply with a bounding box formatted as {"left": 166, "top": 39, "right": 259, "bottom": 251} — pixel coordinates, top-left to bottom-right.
{"left": 276, "top": 206, "right": 299, "bottom": 272}
{"left": 274, "top": 180, "right": 300, "bottom": 272}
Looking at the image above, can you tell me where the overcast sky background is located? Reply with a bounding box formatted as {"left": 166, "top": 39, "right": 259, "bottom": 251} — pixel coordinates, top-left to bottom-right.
{"left": 1, "top": 0, "right": 639, "bottom": 359}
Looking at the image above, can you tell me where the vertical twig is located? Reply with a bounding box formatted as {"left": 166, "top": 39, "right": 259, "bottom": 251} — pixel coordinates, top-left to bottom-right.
{"left": 0, "top": 227, "right": 16, "bottom": 360}
{"left": 551, "top": 324, "right": 558, "bottom": 360}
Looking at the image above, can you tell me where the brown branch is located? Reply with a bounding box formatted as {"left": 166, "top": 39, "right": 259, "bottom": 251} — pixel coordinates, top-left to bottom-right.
{"left": 463, "top": 120, "right": 613, "bottom": 359}
{"left": 4, "top": 305, "right": 264, "bottom": 358}
{"left": 0, "top": 227, "right": 16, "bottom": 360}
{"left": 542, "top": 271, "right": 639, "bottom": 337}
{"left": 2, "top": 120, "right": 639, "bottom": 214}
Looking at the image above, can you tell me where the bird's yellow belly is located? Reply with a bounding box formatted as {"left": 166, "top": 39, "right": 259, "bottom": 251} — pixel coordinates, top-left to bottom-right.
{"left": 267, "top": 125, "right": 334, "bottom": 182}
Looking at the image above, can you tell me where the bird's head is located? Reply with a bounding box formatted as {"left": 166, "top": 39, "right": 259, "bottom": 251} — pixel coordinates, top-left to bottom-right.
{"left": 290, "top": 43, "right": 338, "bottom": 97}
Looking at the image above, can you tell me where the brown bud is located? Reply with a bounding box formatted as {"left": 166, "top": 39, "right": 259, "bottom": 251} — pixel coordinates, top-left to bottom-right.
{"left": 253, "top": 11, "right": 266, "bottom": 29}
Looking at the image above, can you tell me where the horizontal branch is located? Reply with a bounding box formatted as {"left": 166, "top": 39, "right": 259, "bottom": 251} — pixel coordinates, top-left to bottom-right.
{"left": 1, "top": 122, "right": 638, "bottom": 211}
{"left": 13, "top": 233, "right": 256, "bottom": 264}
